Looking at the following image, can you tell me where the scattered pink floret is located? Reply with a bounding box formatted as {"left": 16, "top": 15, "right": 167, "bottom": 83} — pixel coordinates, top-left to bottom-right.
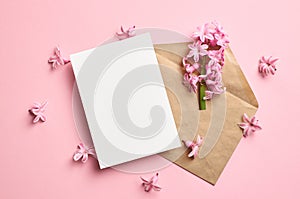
{"left": 258, "top": 56, "right": 278, "bottom": 77}
{"left": 183, "top": 135, "right": 203, "bottom": 158}
{"left": 140, "top": 173, "right": 162, "bottom": 192}
{"left": 28, "top": 101, "right": 48, "bottom": 123}
{"left": 238, "top": 113, "right": 262, "bottom": 137}
{"left": 116, "top": 25, "right": 136, "bottom": 40}
{"left": 73, "top": 143, "right": 97, "bottom": 163}
{"left": 48, "top": 46, "right": 70, "bottom": 69}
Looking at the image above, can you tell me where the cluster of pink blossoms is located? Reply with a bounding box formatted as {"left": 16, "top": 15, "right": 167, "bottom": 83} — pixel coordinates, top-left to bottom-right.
{"left": 183, "top": 21, "right": 229, "bottom": 100}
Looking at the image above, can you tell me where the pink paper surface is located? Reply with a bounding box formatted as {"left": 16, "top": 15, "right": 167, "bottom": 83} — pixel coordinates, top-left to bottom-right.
{"left": 1, "top": 0, "right": 300, "bottom": 198}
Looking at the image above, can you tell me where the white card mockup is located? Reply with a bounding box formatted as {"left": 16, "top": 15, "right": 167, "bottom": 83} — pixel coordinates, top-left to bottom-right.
{"left": 70, "top": 33, "right": 181, "bottom": 169}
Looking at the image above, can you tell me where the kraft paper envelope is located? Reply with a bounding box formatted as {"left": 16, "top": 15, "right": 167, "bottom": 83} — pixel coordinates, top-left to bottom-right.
{"left": 153, "top": 43, "right": 258, "bottom": 185}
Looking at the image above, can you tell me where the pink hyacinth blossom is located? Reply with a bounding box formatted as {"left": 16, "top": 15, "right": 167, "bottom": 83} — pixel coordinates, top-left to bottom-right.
{"left": 207, "top": 48, "right": 225, "bottom": 66}
{"left": 258, "top": 56, "right": 278, "bottom": 77}
{"left": 212, "top": 21, "right": 229, "bottom": 47}
{"left": 192, "top": 23, "right": 215, "bottom": 43}
{"left": 183, "top": 73, "right": 199, "bottom": 93}
{"left": 140, "top": 173, "right": 162, "bottom": 192}
{"left": 207, "top": 59, "right": 222, "bottom": 74}
{"left": 238, "top": 113, "right": 262, "bottom": 137}
{"left": 48, "top": 46, "right": 70, "bottom": 69}
{"left": 116, "top": 25, "right": 136, "bottom": 40}
{"left": 187, "top": 41, "right": 208, "bottom": 62}
{"left": 28, "top": 101, "right": 48, "bottom": 123}
{"left": 204, "top": 71, "right": 225, "bottom": 95}
{"left": 182, "top": 57, "right": 200, "bottom": 73}
{"left": 73, "top": 143, "right": 97, "bottom": 163}
{"left": 183, "top": 135, "right": 203, "bottom": 158}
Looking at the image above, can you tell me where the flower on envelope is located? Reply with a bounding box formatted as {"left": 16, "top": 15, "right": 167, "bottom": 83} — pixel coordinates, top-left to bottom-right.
{"left": 238, "top": 113, "right": 262, "bottom": 137}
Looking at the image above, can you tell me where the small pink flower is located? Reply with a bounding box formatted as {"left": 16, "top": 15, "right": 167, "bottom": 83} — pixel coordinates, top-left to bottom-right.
{"left": 183, "top": 135, "right": 203, "bottom": 158}
{"left": 192, "top": 23, "right": 215, "bottom": 43}
{"left": 187, "top": 41, "right": 208, "bottom": 62}
{"left": 204, "top": 71, "right": 225, "bottom": 95}
{"left": 258, "top": 56, "right": 278, "bottom": 77}
{"left": 207, "top": 59, "right": 222, "bottom": 74}
{"left": 28, "top": 101, "right": 48, "bottom": 123}
{"left": 182, "top": 57, "right": 200, "bottom": 73}
{"left": 140, "top": 173, "right": 162, "bottom": 192}
{"left": 212, "top": 21, "right": 229, "bottom": 47}
{"left": 73, "top": 143, "right": 97, "bottom": 163}
{"left": 238, "top": 113, "right": 262, "bottom": 137}
{"left": 116, "top": 25, "right": 136, "bottom": 40}
{"left": 183, "top": 73, "right": 199, "bottom": 93}
{"left": 207, "top": 48, "right": 225, "bottom": 66}
{"left": 48, "top": 46, "right": 70, "bottom": 69}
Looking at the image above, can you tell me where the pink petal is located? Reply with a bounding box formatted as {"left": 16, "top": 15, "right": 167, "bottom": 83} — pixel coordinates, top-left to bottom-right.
{"left": 183, "top": 140, "right": 193, "bottom": 148}
{"left": 144, "top": 185, "right": 152, "bottom": 192}
{"left": 33, "top": 115, "right": 41, "bottom": 123}
{"left": 243, "top": 127, "right": 250, "bottom": 137}
{"left": 39, "top": 114, "right": 46, "bottom": 122}
{"left": 250, "top": 116, "right": 256, "bottom": 124}
{"left": 78, "top": 143, "right": 85, "bottom": 150}
{"left": 63, "top": 58, "right": 70, "bottom": 63}
{"left": 188, "top": 146, "right": 198, "bottom": 158}
{"left": 238, "top": 123, "right": 248, "bottom": 129}
{"left": 73, "top": 152, "right": 83, "bottom": 161}
{"left": 81, "top": 153, "right": 88, "bottom": 163}
{"left": 243, "top": 113, "right": 250, "bottom": 123}
{"left": 269, "top": 57, "right": 279, "bottom": 65}
{"left": 152, "top": 185, "right": 162, "bottom": 191}
{"left": 253, "top": 124, "right": 262, "bottom": 131}
{"left": 140, "top": 177, "right": 149, "bottom": 183}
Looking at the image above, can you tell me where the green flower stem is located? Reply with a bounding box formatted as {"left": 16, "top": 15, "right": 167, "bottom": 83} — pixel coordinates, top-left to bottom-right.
{"left": 199, "top": 56, "right": 207, "bottom": 110}
{"left": 199, "top": 84, "right": 206, "bottom": 110}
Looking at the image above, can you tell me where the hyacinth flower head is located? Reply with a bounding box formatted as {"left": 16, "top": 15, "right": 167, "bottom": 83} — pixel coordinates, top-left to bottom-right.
{"left": 182, "top": 21, "right": 229, "bottom": 110}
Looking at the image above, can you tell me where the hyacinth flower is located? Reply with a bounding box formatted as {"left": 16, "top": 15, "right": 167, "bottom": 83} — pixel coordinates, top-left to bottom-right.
{"left": 208, "top": 48, "right": 225, "bottom": 67}
{"left": 204, "top": 71, "right": 225, "bottom": 95}
{"left": 258, "top": 56, "right": 278, "bottom": 77}
{"left": 183, "top": 135, "right": 203, "bottom": 158}
{"left": 182, "top": 21, "right": 229, "bottom": 110}
{"left": 182, "top": 57, "right": 200, "bottom": 73}
{"left": 140, "top": 173, "right": 162, "bottom": 192}
{"left": 28, "top": 101, "right": 48, "bottom": 123}
{"left": 238, "top": 113, "right": 262, "bottom": 137}
{"left": 192, "top": 23, "right": 215, "bottom": 43}
{"left": 73, "top": 143, "right": 97, "bottom": 163}
{"left": 116, "top": 25, "right": 136, "bottom": 40}
{"left": 187, "top": 40, "right": 208, "bottom": 62}
{"left": 48, "top": 46, "right": 70, "bottom": 69}
{"left": 183, "top": 73, "right": 199, "bottom": 93}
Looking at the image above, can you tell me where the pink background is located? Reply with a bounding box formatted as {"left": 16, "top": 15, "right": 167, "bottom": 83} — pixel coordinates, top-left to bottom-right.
{"left": 1, "top": 0, "right": 300, "bottom": 198}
